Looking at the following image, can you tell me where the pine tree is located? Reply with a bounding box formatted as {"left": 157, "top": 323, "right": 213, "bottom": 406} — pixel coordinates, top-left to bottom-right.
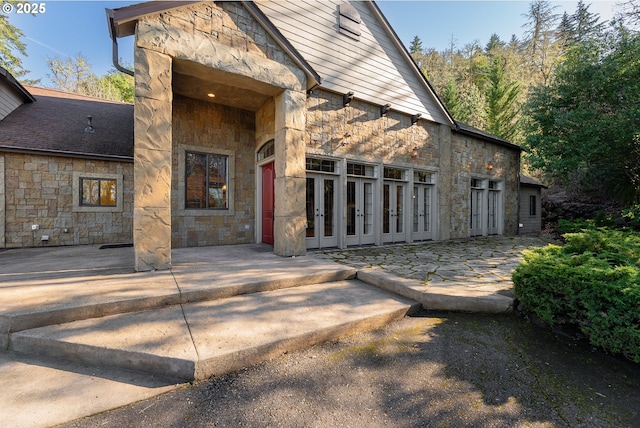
{"left": 484, "top": 56, "right": 521, "bottom": 141}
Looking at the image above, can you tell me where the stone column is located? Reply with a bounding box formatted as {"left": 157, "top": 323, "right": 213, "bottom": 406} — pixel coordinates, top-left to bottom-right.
{"left": 273, "top": 89, "right": 307, "bottom": 257}
{"left": 438, "top": 124, "right": 452, "bottom": 241}
{"left": 133, "top": 46, "right": 173, "bottom": 271}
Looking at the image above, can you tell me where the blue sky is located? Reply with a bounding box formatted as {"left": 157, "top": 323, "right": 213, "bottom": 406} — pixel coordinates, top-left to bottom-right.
{"left": 7, "top": 1, "right": 619, "bottom": 86}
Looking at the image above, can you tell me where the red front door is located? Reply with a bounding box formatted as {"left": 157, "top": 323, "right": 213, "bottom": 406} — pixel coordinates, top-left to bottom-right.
{"left": 261, "top": 162, "right": 275, "bottom": 245}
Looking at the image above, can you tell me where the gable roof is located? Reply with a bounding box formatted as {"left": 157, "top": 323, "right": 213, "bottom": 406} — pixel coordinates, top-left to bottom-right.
{"left": 255, "top": 0, "right": 455, "bottom": 126}
{"left": 107, "top": 0, "right": 321, "bottom": 91}
{"left": 0, "top": 87, "right": 133, "bottom": 161}
{"left": 107, "top": 0, "right": 454, "bottom": 126}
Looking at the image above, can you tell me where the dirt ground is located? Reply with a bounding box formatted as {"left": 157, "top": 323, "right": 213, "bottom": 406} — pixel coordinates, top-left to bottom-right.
{"left": 59, "top": 310, "right": 640, "bottom": 428}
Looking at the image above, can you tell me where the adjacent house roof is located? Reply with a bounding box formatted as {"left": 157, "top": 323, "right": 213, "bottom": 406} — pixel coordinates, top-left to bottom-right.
{"left": 520, "top": 175, "right": 547, "bottom": 188}
{"left": 0, "top": 86, "right": 133, "bottom": 161}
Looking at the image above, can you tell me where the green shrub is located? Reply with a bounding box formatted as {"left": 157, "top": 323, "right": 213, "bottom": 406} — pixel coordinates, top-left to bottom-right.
{"left": 513, "top": 227, "right": 640, "bottom": 363}
{"left": 557, "top": 218, "right": 597, "bottom": 234}
{"left": 622, "top": 204, "right": 640, "bottom": 230}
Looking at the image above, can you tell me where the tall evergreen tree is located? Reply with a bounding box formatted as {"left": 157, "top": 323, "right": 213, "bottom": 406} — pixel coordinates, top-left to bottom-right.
{"left": 522, "top": 0, "right": 561, "bottom": 84}
{"left": 484, "top": 56, "right": 521, "bottom": 141}
{"left": 409, "top": 35, "right": 425, "bottom": 69}
{"left": 557, "top": 12, "right": 575, "bottom": 46}
{"left": 409, "top": 35, "right": 423, "bottom": 56}
{"left": 485, "top": 34, "right": 505, "bottom": 55}
{"left": 571, "top": 1, "right": 604, "bottom": 43}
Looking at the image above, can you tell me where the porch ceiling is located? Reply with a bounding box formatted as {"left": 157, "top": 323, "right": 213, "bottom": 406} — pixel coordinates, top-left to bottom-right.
{"left": 172, "top": 59, "right": 281, "bottom": 111}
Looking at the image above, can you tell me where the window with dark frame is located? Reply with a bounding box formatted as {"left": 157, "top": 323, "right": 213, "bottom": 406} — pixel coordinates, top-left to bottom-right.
{"left": 529, "top": 195, "right": 537, "bottom": 216}
{"left": 383, "top": 167, "right": 404, "bottom": 180}
{"left": 185, "top": 151, "right": 229, "bottom": 209}
{"left": 80, "top": 178, "right": 117, "bottom": 207}
{"left": 306, "top": 158, "right": 336, "bottom": 173}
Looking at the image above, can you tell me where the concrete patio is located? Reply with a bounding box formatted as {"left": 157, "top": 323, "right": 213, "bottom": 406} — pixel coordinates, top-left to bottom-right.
{"left": 0, "top": 236, "right": 547, "bottom": 427}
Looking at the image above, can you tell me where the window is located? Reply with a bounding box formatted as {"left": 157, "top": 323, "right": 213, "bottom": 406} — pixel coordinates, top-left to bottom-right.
{"left": 185, "top": 151, "right": 228, "bottom": 209}
{"left": 80, "top": 178, "right": 117, "bottom": 207}
{"left": 73, "top": 172, "right": 123, "bottom": 213}
{"left": 529, "top": 195, "right": 537, "bottom": 216}
{"left": 306, "top": 158, "right": 336, "bottom": 173}
{"left": 414, "top": 171, "right": 433, "bottom": 184}
{"left": 257, "top": 140, "right": 274, "bottom": 162}
{"left": 471, "top": 178, "right": 484, "bottom": 188}
{"left": 347, "top": 162, "right": 374, "bottom": 177}
{"left": 384, "top": 167, "right": 405, "bottom": 180}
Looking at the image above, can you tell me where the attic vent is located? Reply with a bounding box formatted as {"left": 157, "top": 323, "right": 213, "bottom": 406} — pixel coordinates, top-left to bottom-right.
{"left": 339, "top": 2, "right": 361, "bottom": 40}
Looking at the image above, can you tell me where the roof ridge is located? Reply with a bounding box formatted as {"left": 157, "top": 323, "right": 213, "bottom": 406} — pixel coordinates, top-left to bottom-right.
{"left": 24, "top": 85, "right": 133, "bottom": 105}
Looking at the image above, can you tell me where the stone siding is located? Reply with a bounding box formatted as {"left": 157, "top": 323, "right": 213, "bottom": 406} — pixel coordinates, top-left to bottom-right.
{"left": 171, "top": 95, "right": 256, "bottom": 248}
{"left": 305, "top": 90, "right": 440, "bottom": 168}
{"left": 449, "top": 133, "right": 520, "bottom": 237}
{"left": 140, "top": 2, "right": 301, "bottom": 81}
{"left": 305, "top": 89, "right": 521, "bottom": 239}
{"left": 1, "top": 152, "right": 133, "bottom": 247}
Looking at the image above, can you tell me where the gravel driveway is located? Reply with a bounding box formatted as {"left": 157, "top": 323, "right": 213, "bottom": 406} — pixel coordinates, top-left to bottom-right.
{"left": 59, "top": 310, "right": 640, "bottom": 428}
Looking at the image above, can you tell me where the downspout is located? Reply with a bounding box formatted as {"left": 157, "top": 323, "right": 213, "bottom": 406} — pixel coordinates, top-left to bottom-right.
{"left": 106, "top": 9, "right": 134, "bottom": 77}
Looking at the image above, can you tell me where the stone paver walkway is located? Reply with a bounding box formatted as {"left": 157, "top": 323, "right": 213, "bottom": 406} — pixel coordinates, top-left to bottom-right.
{"left": 312, "top": 236, "right": 549, "bottom": 299}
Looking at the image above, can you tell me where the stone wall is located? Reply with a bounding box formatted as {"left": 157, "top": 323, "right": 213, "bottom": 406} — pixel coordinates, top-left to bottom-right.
{"left": 450, "top": 133, "right": 520, "bottom": 237}
{"left": 171, "top": 95, "right": 256, "bottom": 248}
{"left": 304, "top": 89, "right": 521, "bottom": 239}
{"left": 305, "top": 90, "right": 440, "bottom": 168}
{"left": 1, "top": 152, "right": 133, "bottom": 247}
{"left": 141, "top": 1, "right": 301, "bottom": 74}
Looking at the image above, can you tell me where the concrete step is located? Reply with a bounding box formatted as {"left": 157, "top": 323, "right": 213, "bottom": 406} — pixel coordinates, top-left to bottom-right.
{"left": 10, "top": 280, "right": 420, "bottom": 380}
{"left": 1, "top": 264, "right": 357, "bottom": 342}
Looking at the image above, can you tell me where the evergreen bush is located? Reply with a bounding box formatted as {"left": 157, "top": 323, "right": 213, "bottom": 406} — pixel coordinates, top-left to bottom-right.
{"left": 513, "top": 226, "right": 640, "bottom": 363}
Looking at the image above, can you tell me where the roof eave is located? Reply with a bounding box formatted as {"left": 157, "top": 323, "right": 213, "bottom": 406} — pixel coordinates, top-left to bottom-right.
{"left": 0, "top": 145, "right": 133, "bottom": 163}
{"left": 0, "top": 66, "right": 36, "bottom": 103}
{"left": 109, "top": 1, "right": 203, "bottom": 38}
{"left": 107, "top": 0, "right": 321, "bottom": 90}
{"left": 453, "top": 125, "right": 522, "bottom": 152}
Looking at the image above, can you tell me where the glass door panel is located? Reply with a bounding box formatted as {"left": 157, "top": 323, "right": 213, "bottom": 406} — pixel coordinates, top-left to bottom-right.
{"left": 413, "top": 184, "right": 433, "bottom": 241}
{"left": 305, "top": 174, "right": 338, "bottom": 249}
{"left": 346, "top": 179, "right": 375, "bottom": 246}
{"left": 383, "top": 181, "right": 406, "bottom": 243}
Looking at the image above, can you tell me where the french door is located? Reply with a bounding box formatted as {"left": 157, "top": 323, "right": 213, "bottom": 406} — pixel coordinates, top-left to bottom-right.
{"left": 382, "top": 181, "right": 406, "bottom": 243}
{"left": 488, "top": 188, "right": 500, "bottom": 235}
{"left": 470, "top": 187, "right": 484, "bottom": 237}
{"left": 261, "top": 162, "right": 275, "bottom": 245}
{"left": 305, "top": 174, "right": 338, "bottom": 249}
{"left": 346, "top": 178, "right": 375, "bottom": 246}
{"left": 412, "top": 183, "right": 433, "bottom": 241}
